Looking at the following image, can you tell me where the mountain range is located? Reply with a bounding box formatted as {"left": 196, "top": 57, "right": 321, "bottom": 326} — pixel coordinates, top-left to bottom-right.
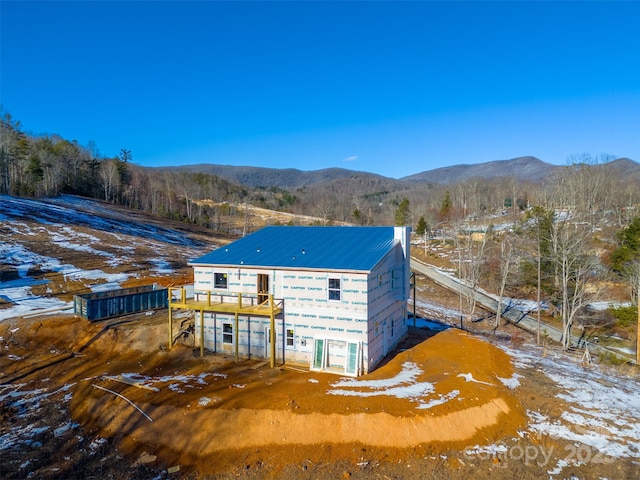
{"left": 161, "top": 156, "right": 639, "bottom": 189}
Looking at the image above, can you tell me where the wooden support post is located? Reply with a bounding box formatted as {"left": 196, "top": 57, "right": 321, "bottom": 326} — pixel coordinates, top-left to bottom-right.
{"left": 234, "top": 294, "right": 242, "bottom": 363}
{"left": 234, "top": 312, "right": 239, "bottom": 363}
{"left": 168, "top": 296, "right": 173, "bottom": 350}
{"left": 637, "top": 302, "right": 639, "bottom": 366}
{"left": 270, "top": 295, "right": 276, "bottom": 368}
{"left": 410, "top": 271, "right": 416, "bottom": 327}
{"left": 200, "top": 309, "right": 204, "bottom": 357}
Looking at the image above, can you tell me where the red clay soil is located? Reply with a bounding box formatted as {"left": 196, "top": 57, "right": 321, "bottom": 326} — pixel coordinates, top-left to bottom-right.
{"left": 65, "top": 322, "right": 526, "bottom": 478}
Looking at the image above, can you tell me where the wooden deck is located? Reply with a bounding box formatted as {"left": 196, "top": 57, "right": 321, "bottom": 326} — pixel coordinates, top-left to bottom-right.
{"left": 168, "top": 287, "right": 282, "bottom": 316}
{"left": 169, "top": 297, "right": 283, "bottom": 316}
{"left": 167, "top": 286, "right": 283, "bottom": 365}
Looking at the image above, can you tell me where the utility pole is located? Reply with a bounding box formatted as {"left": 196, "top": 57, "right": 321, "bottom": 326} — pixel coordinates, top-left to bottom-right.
{"left": 537, "top": 241, "right": 541, "bottom": 347}
{"left": 410, "top": 272, "right": 416, "bottom": 327}
{"left": 634, "top": 262, "right": 640, "bottom": 366}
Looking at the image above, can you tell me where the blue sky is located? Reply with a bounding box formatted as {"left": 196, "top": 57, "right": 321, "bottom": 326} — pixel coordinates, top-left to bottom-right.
{"left": 1, "top": 1, "right": 639, "bottom": 179}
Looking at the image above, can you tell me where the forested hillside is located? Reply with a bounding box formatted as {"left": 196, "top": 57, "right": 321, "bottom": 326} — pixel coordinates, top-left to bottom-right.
{"left": 0, "top": 112, "right": 250, "bottom": 231}
{"left": 401, "top": 156, "right": 557, "bottom": 184}
{"left": 2, "top": 110, "right": 639, "bottom": 231}
{"left": 164, "top": 164, "right": 389, "bottom": 188}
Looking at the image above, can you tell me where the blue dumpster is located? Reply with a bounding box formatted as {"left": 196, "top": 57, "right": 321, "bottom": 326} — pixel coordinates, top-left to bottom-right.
{"left": 74, "top": 284, "right": 168, "bottom": 321}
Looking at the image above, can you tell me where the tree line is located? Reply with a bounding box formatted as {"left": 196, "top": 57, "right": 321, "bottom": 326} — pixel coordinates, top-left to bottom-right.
{"left": 0, "top": 111, "right": 263, "bottom": 232}
{"left": 403, "top": 167, "right": 639, "bottom": 353}
{"left": 2, "top": 110, "right": 638, "bottom": 347}
{"left": 4, "top": 110, "right": 638, "bottom": 232}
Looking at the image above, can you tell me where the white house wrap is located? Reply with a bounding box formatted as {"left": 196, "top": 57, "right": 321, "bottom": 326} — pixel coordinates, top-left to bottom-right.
{"left": 187, "top": 225, "right": 411, "bottom": 376}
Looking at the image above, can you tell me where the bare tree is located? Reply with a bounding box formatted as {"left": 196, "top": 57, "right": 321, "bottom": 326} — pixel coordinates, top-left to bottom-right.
{"left": 124, "top": 165, "right": 149, "bottom": 210}
{"left": 0, "top": 112, "right": 29, "bottom": 195}
{"left": 455, "top": 224, "right": 491, "bottom": 325}
{"left": 315, "top": 198, "right": 337, "bottom": 225}
{"left": 625, "top": 260, "right": 640, "bottom": 308}
{"left": 629, "top": 261, "right": 640, "bottom": 365}
{"left": 551, "top": 154, "right": 616, "bottom": 229}
{"left": 494, "top": 230, "right": 518, "bottom": 329}
{"left": 176, "top": 172, "right": 195, "bottom": 221}
{"left": 549, "top": 215, "right": 598, "bottom": 349}
{"left": 99, "top": 159, "right": 120, "bottom": 202}
{"left": 463, "top": 179, "right": 481, "bottom": 216}
{"left": 523, "top": 206, "right": 554, "bottom": 345}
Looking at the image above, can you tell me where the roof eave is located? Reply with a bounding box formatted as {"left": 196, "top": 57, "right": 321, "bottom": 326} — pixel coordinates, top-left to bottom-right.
{"left": 188, "top": 262, "right": 371, "bottom": 275}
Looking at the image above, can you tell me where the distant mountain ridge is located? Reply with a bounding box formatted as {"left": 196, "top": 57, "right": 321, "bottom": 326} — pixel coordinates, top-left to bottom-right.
{"left": 604, "top": 158, "right": 640, "bottom": 178}
{"left": 164, "top": 164, "right": 385, "bottom": 188}
{"left": 163, "top": 156, "right": 639, "bottom": 189}
{"left": 400, "top": 156, "right": 557, "bottom": 184}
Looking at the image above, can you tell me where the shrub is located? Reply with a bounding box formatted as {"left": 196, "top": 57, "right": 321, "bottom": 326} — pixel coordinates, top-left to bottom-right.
{"left": 608, "top": 305, "right": 638, "bottom": 328}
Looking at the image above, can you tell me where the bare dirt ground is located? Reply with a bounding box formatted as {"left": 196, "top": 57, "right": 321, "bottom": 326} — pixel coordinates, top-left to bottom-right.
{"left": 2, "top": 280, "right": 638, "bottom": 480}
{"left": 1, "top": 196, "right": 639, "bottom": 479}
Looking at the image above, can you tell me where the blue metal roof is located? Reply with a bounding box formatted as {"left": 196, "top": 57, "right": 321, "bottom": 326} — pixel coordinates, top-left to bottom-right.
{"left": 191, "top": 226, "right": 398, "bottom": 272}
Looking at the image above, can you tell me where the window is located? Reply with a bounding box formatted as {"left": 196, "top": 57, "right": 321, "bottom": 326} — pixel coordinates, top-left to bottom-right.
{"left": 378, "top": 274, "right": 383, "bottom": 287}
{"left": 214, "top": 272, "right": 228, "bottom": 289}
{"left": 313, "top": 339, "right": 325, "bottom": 369}
{"left": 328, "top": 278, "right": 341, "bottom": 301}
{"left": 286, "top": 328, "right": 294, "bottom": 347}
{"left": 346, "top": 342, "right": 359, "bottom": 375}
{"left": 222, "top": 323, "right": 233, "bottom": 344}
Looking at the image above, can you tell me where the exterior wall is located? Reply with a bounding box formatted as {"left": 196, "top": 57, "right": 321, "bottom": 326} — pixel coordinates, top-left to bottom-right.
{"left": 191, "top": 227, "right": 411, "bottom": 376}
{"left": 194, "top": 311, "right": 277, "bottom": 359}
{"left": 193, "top": 266, "right": 371, "bottom": 372}
{"left": 194, "top": 266, "right": 276, "bottom": 359}
{"left": 365, "top": 243, "right": 409, "bottom": 371}
{"left": 278, "top": 269, "right": 370, "bottom": 372}
{"left": 194, "top": 267, "right": 269, "bottom": 296}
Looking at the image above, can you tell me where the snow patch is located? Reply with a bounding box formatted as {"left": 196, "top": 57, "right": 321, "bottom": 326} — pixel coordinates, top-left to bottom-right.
{"left": 457, "top": 372, "right": 494, "bottom": 386}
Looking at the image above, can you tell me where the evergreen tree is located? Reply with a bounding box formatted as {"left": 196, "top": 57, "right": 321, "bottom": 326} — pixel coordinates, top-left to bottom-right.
{"left": 395, "top": 198, "right": 410, "bottom": 226}
{"left": 25, "top": 155, "right": 44, "bottom": 196}
{"left": 610, "top": 217, "right": 640, "bottom": 273}
{"left": 439, "top": 190, "right": 452, "bottom": 221}
{"left": 416, "top": 216, "right": 427, "bottom": 236}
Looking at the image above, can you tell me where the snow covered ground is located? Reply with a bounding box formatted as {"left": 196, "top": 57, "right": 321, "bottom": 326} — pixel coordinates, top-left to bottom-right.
{"left": 3, "top": 328, "right": 638, "bottom": 478}
{"left": 324, "top": 328, "right": 640, "bottom": 476}
{"left": 2, "top": 195, "right": 639, "bottom": 478}
{"left": 405, "top": 287, "right": 640, "bottom": 476}
{"left": 501, "top": 342, "right": 640, "bottom": 476}
{"left": 0, "top": 195, "right": 208, "bottom": 322}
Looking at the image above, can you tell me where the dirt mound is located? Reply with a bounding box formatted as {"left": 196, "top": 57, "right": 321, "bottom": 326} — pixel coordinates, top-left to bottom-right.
{"left": 69, "top": 326, "right": 526, "bottom": 476}
{"left": 6, "top": 309, "right": 637, "bottom": 479}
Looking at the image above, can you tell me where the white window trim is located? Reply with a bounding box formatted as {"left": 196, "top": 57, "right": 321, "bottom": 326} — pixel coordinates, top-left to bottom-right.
{"left": 328, "top": 277, "right": 341, "bottom": 302}
{"left": 286, "top": 328, "right": 295, "bottom": 348}
{"left": 222, "top": 322, "right": 233, "bottom": 345}
{"left": 214, "top": 272, "right": 228, "bottom": 289}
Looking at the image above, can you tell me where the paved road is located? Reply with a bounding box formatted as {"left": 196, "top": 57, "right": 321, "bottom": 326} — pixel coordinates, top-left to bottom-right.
{"left": 410, "top": 257, "right": 635, "bottom": 363}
